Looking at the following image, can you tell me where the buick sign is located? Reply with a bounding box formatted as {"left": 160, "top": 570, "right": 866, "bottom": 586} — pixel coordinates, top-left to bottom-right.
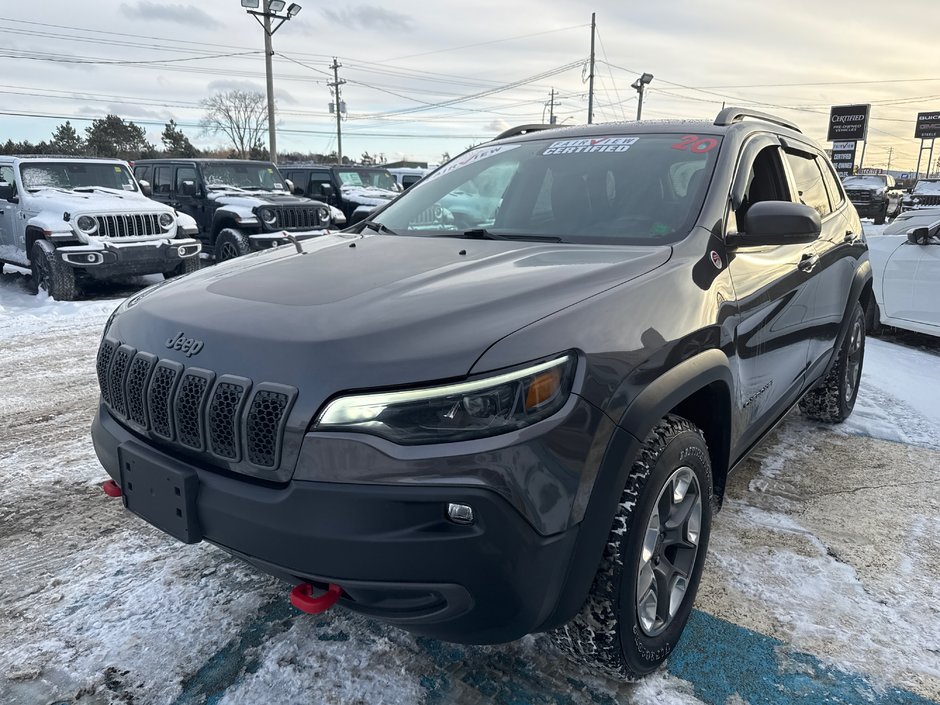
{"left": 914, "top": 111, "right": 940, "bottom": 140}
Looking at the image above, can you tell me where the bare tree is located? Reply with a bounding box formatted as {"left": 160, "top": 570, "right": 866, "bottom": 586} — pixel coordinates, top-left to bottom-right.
{"left": 200, "top": 91, "right": 268, "bottom": 159}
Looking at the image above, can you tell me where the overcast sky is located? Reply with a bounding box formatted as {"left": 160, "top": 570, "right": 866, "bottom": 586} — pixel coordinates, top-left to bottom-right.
{"left": 2, "top": 0, "right": 939, "bottom": 170}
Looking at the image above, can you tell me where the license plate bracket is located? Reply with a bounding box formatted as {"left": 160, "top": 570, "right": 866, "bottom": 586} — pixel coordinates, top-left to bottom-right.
{"left": 119, "top": 443, "right": 202, "bottom": 544}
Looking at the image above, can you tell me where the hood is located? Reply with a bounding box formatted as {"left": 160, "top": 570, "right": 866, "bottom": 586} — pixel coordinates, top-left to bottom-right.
{"left": 26, "top": 187, "right": 173, "bottom": 214}
{"left": 341, "top": 184, "right": 397, "bottom": 206}
{"left": 109, "top": 233, "right": 671, "bottom": 420}
{"left": 207, "top": 189, "right": 321, "bottom": 208}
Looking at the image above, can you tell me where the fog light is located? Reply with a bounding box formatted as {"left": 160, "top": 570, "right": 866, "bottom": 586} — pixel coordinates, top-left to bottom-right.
{"left": 178, "top": 245, "right": 187, "bottom": 257}
{"left": 446, "top": 503, "right": 474, "bottom": 525}
{"left": 86, "top": 254, "right": 96, "bottom": 263}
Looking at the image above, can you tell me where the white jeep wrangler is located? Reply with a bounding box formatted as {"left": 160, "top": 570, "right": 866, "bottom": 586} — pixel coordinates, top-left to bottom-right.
{"left": 0, "top": 156, "right": 201, "bottom": 300}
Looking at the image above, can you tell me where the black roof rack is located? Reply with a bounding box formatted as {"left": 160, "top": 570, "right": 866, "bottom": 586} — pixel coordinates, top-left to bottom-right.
{"left": 493, "top": 124, "right": 556, "bottom": 141}
{"left": 714, "top": 107, "right": 801, "bottom": 134}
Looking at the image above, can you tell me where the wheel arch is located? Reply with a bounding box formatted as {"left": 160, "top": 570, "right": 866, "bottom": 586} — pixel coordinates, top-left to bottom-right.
{"left": 823, "top": 260, "right": 873, "bottom": 381}
{"left": 539, "top": 348, "right": 734, "bottom": 632}
{"left": 25, "top": 226, "right": 47, "bottom": 257}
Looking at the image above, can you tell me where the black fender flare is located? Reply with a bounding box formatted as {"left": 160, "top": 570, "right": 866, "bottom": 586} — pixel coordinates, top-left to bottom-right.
{"left": 539, "top": 348, "right": 734, "bottom": 631}
{"left": 822, "top": 259, "right": 872, "bottom": 381}
{"left": 210, "top": 209, "right": 244, "bottom": 242}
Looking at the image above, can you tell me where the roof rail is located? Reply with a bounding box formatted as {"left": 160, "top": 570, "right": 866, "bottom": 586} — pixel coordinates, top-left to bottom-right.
{"left": 7, "top": 154, "right": 125, "bottom": 161}
{"left": 493, "top": 124, "right": 556, "bottom": 141}
{"left": 714, "top": 107, "right": 801, "bottom": 133}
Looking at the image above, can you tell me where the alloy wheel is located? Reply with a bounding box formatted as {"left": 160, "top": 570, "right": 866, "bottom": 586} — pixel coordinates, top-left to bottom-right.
{"left": 844, "top": 317, "right": 864, "bottom": 404}
{"left": 636, "top": 466, "right": 703, "bottom": 637}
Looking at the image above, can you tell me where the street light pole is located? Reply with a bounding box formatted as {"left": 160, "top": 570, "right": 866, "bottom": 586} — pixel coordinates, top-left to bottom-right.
{"left": 631, "top": 73, "right": 654, "bottom": 121}
{"left": 241, "top": 0, "right": 303, "bottom": 165}
{"left": 262, "top": 2, "right": 277, "bottom": 163}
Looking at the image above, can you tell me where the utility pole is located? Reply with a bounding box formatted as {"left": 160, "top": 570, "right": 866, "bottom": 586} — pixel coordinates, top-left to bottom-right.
{"left": 886, "top": 145, "right": 893, "bottom": 172}
{"left": 587, "top": 12, "right": 596, "bottom": 125}
{"left": 631, "top": 73, "right": 654, "bottom": 121}
{"left": 549, "top": 88, "right": 556, "bottom": 125}
{"left": 262, "top": 2, "right": 277, "bottom": 163}
{"left": 329, "top": 58, "right": 346, "bottom": 164}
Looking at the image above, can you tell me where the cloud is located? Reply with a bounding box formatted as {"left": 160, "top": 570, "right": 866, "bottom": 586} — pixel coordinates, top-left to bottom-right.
{"left": 119, "top": 1, "right": 222, "bottom": 29}
{"left": 321, "top": 5, "right": 414, "bottom": 32}
{"left": 204, "top": 80, "right": 297, "bottom": 105}
{"left": 484, "top": 119, "right": 510, "bottom": 133}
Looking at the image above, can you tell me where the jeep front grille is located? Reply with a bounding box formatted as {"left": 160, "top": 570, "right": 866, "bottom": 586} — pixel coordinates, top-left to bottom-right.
{"left": 97, "top": 339, "right": 296, "bottom": 473}
{"left": 911, "top": 194, "right": 940, "bottom": 207}
{"left": 93, "top": 213, "right": 165, "bottom": 238}
{"left": 272, "top": 207, "right": 322, "bottom": 231}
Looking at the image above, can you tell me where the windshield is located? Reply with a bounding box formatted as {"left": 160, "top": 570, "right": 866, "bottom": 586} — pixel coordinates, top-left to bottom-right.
{"left": 337, "top": 169, "right": 399, "bottom": 192}
{"left": 20, "top": 162, "right": 138, "bottom": 192}
{"left": 843, "top": 176, "right": 886, "bottom": 188}
{"left": 202, "top": 162, "right": 287, "bottom": 191}
{"left": 912, "top": 180, "right": 940, "bottom": 195}
{"left": 369, "top": 133, "right": 721, "bottom": 244}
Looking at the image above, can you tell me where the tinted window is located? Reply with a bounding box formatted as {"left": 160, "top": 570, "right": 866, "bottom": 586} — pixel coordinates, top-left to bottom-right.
{"left": 152, "top": 166, "right": 171, "bottom": 195}
{"left": 785, "top": 152, "right": 830, "bottom": 217}
{"left": 373, "top": 134, "right": 722, "bottom": 244}
{"left": 820, "top": 161, "right": 844, "bottom": 208}
{"left": 134, "top": 165, "right": 151, "bottom": 183}
{"left": 175, "top": 166, "right": 197, "bottom": 192}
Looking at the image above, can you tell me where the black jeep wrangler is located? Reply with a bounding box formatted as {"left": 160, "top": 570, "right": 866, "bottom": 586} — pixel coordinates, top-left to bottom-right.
{"left": 280, "top": 164, "right": 400, "bottom": 225}
{"left": 94, "top": 109, "right": 871, "bottom": 680}
{"left": 133, "top": 159, "right": 332, "bottom": 261}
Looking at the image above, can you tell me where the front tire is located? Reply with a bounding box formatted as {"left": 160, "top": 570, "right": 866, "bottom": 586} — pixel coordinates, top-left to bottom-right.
{"left": 551, "top": 415, "right": 713, "bottom": 680}
{"left": 874, "top": 204, "right": 887, "bottom": 225}
{"left": 799, "top": 302, "right": 865, "bottom": 423}
{"left": 30, "top": 240, "right": 78, "bottom": 301}
{"left": 164, "top": 254, "right": 201, "bottom": 279}
{"left": 215, "top": 228, "right": 251, "bottom": 262}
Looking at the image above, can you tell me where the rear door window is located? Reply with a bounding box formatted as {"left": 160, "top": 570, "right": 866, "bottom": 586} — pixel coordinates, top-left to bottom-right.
{"left": 152, "top": 166, "right": 171, "bottom": 195}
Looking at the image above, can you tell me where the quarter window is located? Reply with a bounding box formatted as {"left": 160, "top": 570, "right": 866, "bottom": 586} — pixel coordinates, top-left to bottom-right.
{"left": 785, "top": 152, "right": 831, "bottom": 217}
{"left": 820, "top": 161, "right": 845, "bottom": 209}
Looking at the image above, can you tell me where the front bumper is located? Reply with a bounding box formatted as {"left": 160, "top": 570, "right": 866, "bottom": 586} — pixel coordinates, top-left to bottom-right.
{"left": 849, "top": 199, "right": 887, "bottom": 218}
{"left": 92, "top": 404, "right": 581, "bottom": 644}
{"left": 58, "top": 239, "right": 201, "bottom": 277}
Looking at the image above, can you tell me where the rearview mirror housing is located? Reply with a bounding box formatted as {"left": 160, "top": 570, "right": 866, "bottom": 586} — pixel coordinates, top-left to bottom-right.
{"left": 907, "top": 227, "right": 930, "bottom": 245}
{"left": 727, "top": 201, "right": 822, "bottom": 247}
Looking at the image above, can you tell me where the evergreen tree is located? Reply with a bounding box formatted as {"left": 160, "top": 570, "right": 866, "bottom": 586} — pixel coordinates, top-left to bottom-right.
{"left": 49, "top": 121, "right": 85, "bottom": 155}
{"left": 84, "top": 115, "right": 153, "bottom": 160}
{"left": 161, "top": 120, "right": 198, "bottom": 157}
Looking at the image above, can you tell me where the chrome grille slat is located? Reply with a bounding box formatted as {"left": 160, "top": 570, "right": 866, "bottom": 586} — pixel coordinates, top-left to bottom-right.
{"left": 273, "top": 207, "right": 319, "bottom": 231}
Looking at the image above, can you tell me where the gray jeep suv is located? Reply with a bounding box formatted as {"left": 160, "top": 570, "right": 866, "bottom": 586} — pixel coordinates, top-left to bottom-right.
{"left": 92, "top": 108, "right": 870, "bottom": 679}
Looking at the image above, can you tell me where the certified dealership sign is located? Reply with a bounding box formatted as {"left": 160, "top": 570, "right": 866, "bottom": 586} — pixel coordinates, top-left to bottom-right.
{"left": 830, "top": 140, "right": 857, "bottom": 178}
{"left": 914, "top": 111, "right": 940, "bottom": 140}
{"left": 827, "top": 104, "right": 870, "bottom": 142}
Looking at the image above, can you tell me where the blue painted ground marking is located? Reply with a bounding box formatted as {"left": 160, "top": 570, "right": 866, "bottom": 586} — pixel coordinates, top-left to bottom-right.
{"left": 669, "top": 610, "right": 939, "bottom": 705}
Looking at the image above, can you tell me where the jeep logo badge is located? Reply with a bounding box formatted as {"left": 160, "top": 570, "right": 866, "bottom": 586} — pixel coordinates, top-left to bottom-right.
{"left": 165, "top": 331, "right": 205, "bottom": 357}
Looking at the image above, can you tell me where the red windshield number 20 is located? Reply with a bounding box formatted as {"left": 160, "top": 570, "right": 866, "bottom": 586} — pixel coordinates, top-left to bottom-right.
{"left": 671, "top": 135, "right": 718, "bottom": 153}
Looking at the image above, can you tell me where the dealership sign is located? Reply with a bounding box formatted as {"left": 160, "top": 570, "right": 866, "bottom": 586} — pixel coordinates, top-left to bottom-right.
{"left": 914, "top": 111, "right": 940, "bottom": 140}
{"left": 830, "top": 140, "right": 857, "bottom": 178}
{"left": 827, "top": 104, "right": 870, "bottom": 142}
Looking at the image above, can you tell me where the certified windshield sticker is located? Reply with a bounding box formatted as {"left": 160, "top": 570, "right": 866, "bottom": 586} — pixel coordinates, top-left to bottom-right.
{"left": 426, "top": 144, "right": 520, "bottom": 181}
{"left": 542, "top": 137, "right": 638, "bottom": 155}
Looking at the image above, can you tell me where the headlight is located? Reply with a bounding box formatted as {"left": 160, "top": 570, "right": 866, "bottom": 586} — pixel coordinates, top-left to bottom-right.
{"left": 317, "top": 206, "right": 331, "bottom": 224}
{"left": 258, "top": 207, "right": 277, "bottom": 226}
{"left": 76, "top": 215, "right": 97, "bottom": 234}
{"left": 159, "top": 212, "right": 174, "bottom": 229}
{"left": 314, "top": 354, "right": 575, "bottom": 444}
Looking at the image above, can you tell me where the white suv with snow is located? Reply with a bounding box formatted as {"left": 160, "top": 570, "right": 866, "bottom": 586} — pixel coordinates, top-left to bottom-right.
{"left": 0, "top": 156, "right": 201, "bottom": 300}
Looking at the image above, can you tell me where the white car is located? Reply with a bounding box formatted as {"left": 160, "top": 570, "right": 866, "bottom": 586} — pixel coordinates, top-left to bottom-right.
{"left": 867, "top": 208, "right": 940, "bottom": 336}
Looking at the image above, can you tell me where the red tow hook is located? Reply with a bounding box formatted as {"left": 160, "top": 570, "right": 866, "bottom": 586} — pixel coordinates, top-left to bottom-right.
{"left": 102, "top": 480, "right": 122, "bottom": 498}
{"left": 290, "top": 583, "right": 342, "bottom": 614}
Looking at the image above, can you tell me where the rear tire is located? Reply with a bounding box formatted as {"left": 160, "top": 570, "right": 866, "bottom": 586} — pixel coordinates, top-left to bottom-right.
{"left": 874, "top": 205, "right": 887, "bottom": 225}
{"left": 799, "top": 302, "right": 865, "bottom": 423}
{"left": 215, "top": 228, "right": 251, "bottom": 262}
{"left": 30, "top": 240, "right": 78, "bottom": 301}
{"left": 550, "top": 415, "right": 713, "bottom": 680}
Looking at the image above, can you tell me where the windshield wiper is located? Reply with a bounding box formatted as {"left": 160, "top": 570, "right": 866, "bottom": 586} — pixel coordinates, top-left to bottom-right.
{"left": 461, "top": 228, "right": 562, "bottom": 243}
{"left": 361, "top": 220, "right": 399, "bottom": 236}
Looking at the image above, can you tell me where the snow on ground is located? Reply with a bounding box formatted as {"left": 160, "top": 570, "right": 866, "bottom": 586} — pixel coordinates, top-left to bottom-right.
{"left": 1, "top": 251, "right": 939, "bottom": 704}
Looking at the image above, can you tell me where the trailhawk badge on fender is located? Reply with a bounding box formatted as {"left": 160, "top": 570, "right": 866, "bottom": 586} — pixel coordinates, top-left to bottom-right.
{"left": 710, "top": 251, "right": 723, "bottom": 270}
{"left": 165, "top": 331, "right": 205, "bottom": 357}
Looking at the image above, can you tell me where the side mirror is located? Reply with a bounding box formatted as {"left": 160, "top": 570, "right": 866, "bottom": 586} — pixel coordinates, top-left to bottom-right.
{"left": 319, "top": 182, "right": 334, "bottom": 199}
{"left": 727, "top": 201, "right": 821, "bottom": 247}
{"left": 908, "top": 227, "right": 930, "bottom": 245}
{"left": 180, "top": 180, "right": 198, "bottom": 197}
{"left": 284, "top": 178, "right": 295, "bottom": 194}
{"left": 138, "top": 179, "right": 153, "bottom": 197}
{"left": 0, "top": 183, "right": 17, "bottom": 203}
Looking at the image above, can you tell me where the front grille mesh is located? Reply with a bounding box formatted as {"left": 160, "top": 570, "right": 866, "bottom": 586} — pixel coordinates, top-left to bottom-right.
{"left": 272, "top": 207, "right": 321, "bottom": 231}
{"left": 97, "top": 339, "right": 295, "bottom": 472}
{"left": 246, "top": 391, "right": 289, "bottom": 467}
{"left": 93, "top": 213, "right": 165, "bottom": 238}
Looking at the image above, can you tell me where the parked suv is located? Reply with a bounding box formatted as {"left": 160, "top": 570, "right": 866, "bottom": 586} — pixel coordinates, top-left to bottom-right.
{"left": 281, "top": 164, "right": 400, "bottom": 225}
{"left": 93, "top": 109, "right": 871, "bottom": 680}
{"left": 134, "top": 159, "right": 332, "bottom": 261}
{"left": 0, "top": 156, "right": 200, "bottom": 300}
{"left": 901, "top": 177, "right": 940, "bottom": 212}
{"left": 842, "top": 173, "right": 903, "bottom": 224}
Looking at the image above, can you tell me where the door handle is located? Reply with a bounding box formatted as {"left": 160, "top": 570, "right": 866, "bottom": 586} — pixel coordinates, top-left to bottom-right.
{"left": 798, "top": 252, "right": 819, "bottom": 272}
